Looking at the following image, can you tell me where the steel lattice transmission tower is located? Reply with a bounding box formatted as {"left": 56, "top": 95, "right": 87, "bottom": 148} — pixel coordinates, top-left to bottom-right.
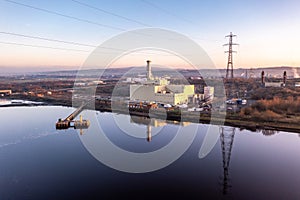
{"left": 224, "top": 32, "right": 238, "bottom": 79}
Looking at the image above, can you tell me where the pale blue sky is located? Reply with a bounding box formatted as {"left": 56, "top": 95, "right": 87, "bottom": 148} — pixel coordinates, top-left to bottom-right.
{"left": 1, "top": 0, "right": 300, "bottom": 70}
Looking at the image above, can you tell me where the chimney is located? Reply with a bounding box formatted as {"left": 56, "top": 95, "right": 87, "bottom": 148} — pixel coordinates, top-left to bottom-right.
{"left": 283, "top": 71, "right": 287, "bottom": 86}
{"left": 261, "top": 71, "right": 265, "bottom": 85}
{"left": 146, "top": 60, "right": 152, "bottom": 80}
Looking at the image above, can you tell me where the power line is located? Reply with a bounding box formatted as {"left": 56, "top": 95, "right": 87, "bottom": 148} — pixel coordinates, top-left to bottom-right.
{"left": 0, "top": 30, "right": 224, "bottom": 59}
{"left": 140, "top": 0, "right": 194, "bottom": 24}
{"left": 0, "top": 31, "right": 140, "bottom": 53}
{"left": 0, "top": 40, "right": 139, "bottom": 55}
{"left": 0, "top": 31, "right": 97, "bottom": 48}
{"left": 1, "top": 0, "right": 222, "bottom": 57}
{"left": 72, "top": 0, "right": 222, "bottom": 43}
{"left": 71, "top": 0, "right": 150, "bottom": 27}
{"left": 3, "top": 0, "right": 221, "bottom": 44}
{"left": 0, "top": 39, "right": 179, "bottom": 57}
{"left": 3, "top": 0, "right": 126, "bottom": 31}
{"left": 0, "top": 33, "right": 224, "bottom": 63}
{"left": 0, "top": 31, "right": 131, "bottom": 52}
{"left": 0, "top": 31, "right": 199, "bottom": 57}
{"left": 0, "top": 41, "right": 90, "bottom": 52}
{"left": 139, "top": 1, "right": 223, "bottom": 42}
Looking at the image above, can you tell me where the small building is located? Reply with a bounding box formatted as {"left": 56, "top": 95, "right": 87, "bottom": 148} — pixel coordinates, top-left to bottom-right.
{"left": 37, "top": 93, "right": 44, "bottom": 97}
{"left": 124, "top": 77, "right": 148, "bottom": 83}
{"left": 74, "top": 82, "right": 86, "bottom": 87}
{"left": 88, "top": 80, "right": 105, "bottom": 85}
{"left": 264, "top": 82, "right": 284, "bottom": 87}
{"left": 0, "top": 90, "right": 12, "bottom": 96}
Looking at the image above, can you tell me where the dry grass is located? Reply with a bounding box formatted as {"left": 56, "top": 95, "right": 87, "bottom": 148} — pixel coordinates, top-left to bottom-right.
{"left": 240, "top": 96, "right": 300, "bottom": 122}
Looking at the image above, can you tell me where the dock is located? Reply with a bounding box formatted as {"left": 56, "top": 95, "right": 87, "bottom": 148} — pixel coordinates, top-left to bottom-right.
{"left": 56, "top": 101, "right": 90, "bottom": 130}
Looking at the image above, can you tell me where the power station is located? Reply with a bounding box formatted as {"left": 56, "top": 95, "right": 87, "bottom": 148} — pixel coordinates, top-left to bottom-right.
{"left": 130, "top": 61, "right": 195, "bottom": 105}
{"left": 129, "top": 60, "right": 213, "bottom": 105}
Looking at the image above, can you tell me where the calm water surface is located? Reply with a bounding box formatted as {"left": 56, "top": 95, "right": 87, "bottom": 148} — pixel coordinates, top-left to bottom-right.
{"left": 0, "top": 106, "right": 300, "bottom": 199}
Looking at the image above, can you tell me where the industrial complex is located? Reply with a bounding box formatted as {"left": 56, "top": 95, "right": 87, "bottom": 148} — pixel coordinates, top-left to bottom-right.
{"left": 130, "top": 60, "right": 213, "bottom": 106}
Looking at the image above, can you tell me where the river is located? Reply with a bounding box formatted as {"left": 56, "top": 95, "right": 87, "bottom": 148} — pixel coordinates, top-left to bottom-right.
{"left": 0, "top": 105, "right": 300, "bottom": 199}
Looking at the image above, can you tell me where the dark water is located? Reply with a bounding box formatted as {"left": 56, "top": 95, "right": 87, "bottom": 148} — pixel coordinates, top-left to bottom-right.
{"left": 0, "top": 106, "right": 300, "bottom": 199}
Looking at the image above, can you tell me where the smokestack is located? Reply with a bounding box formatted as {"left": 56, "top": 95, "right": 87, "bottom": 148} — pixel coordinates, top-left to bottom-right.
{"left": 283, "top": 71, "right": 287, "bottom": 86}
{"left": 261, "top": 71, "right": 265, "bottom": 85}
{"left": 146, "top": 60, "right": 152, "bottom": 80}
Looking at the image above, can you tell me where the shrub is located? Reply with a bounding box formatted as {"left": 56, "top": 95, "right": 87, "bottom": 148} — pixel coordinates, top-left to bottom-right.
{"left": 240, "top": 107, "right": 252, "bottom": 116}
{"left": 259, "top": 110, "right": 281, "bottom": 121}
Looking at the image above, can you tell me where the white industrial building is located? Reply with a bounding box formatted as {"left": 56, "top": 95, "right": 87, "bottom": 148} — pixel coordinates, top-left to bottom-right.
{"left": 130, "top": 83, "right": 195, "bottom": 105}
{"left": 130, "top": 60, "right": 195, "bottom": 105}
{"left": 0, "top": 90, "right": 12, "bottom": 96}
{"left": 264, "top": 82, "right": 284, "bottom": 87}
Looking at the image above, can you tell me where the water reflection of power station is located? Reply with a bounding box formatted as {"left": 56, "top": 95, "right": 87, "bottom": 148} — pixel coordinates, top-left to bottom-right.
{"left": 56, "top": 102, "right": 90, "bottom": 134}
{"left": 130, "top": 115, "right": 190, "bottom": 142}
{"left": 131, "top": 115, "right": 236, "bottom": 195}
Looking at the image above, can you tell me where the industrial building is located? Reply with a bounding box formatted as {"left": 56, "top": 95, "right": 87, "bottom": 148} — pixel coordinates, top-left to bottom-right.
{"left": 0, "top": 90, "right": 12, "bottom": 96}
{"left": 130, "top": 60, "right": 195, "bottom": 105}
{"left": 264, "top": 82, "right": 284, "bottom": 87}
{"left": 261, "top": 71, "right": 287, "bottom": 87}
{"left": 130, "top": 84, "right": 195, "bottom": 105}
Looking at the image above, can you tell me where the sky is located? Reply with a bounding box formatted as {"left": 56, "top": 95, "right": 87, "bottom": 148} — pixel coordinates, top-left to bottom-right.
{"left": 1, "top": 0, "right": 300, "bottom": 72}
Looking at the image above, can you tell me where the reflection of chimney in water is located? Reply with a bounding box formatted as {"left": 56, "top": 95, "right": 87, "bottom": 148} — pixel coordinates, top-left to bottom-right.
{"left": 146, "top": 60, "right": 152, "bottom": 80}
{"left": 147, "top": 124, "right": 152, "bottom": 142}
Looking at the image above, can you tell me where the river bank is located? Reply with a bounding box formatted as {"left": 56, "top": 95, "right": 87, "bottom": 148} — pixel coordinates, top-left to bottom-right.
{"left": 2, "top": 95, "right": 300, "bottom": 134}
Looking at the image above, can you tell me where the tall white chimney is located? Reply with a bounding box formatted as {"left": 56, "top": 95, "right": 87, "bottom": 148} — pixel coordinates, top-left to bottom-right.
{"left": 146, "top": 60, "right": 152, "bottom": 80}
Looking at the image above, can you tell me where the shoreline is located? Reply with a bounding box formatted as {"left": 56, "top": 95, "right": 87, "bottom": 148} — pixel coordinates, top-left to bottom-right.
{"left": 2, "top": 96, "right": 300, "bottom": 134}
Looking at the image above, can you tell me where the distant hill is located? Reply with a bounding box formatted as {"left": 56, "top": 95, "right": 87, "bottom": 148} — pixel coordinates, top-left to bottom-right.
{"left": 1, "top": 66, "right": 299, "bottom": 79}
